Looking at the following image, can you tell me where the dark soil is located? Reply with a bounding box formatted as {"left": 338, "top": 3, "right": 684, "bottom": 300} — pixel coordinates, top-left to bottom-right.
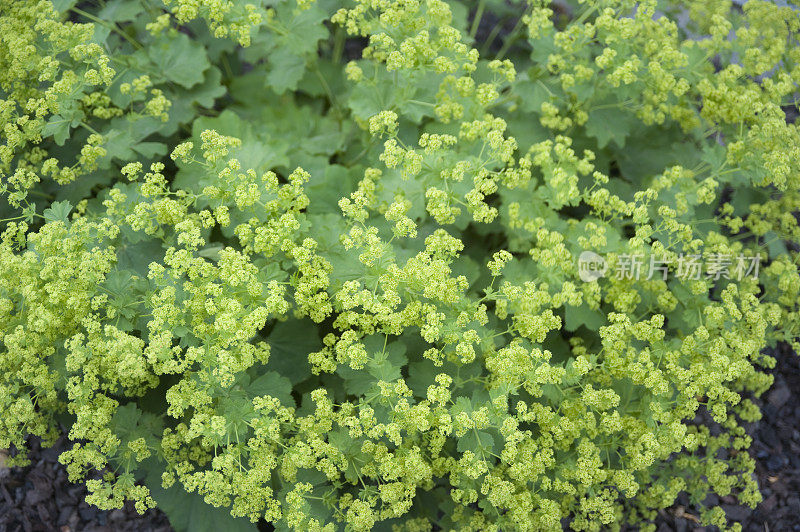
{"left": 0, "top": 436, "right": 171, "bottom": 532}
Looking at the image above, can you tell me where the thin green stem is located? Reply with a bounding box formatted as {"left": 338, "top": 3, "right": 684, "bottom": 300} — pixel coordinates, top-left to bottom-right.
{"left": 311, "top": 63, "right": 343, "bottom": 119}
{"left": 332, "top": 26, "right": 345, "bottom": 64}
{"left": 0, "top": 214, "right": 27, "bottom": 223}
{"left": 481, "top": 20, "right": 506, "bottom": 56}
{"left": 495, "top": 16, "right": 526, "bottom": 60}
{"left": 469, "top": 0, "right": 487, "bottom": 41}
{"left": 70, "top": 7, "right": 143, "bottom": 50}
{"left": 406, "top": 99, "right": 435, "bottom": 107}
{"left": 80, "top": 121, "right": 101, "bottom": 136}
{"left": 573, "top": 5, "right": 599, "bottom": 26}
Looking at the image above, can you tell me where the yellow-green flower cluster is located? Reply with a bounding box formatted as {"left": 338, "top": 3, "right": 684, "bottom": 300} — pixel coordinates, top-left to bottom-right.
{"left": 2, "top": 0, "right": 800, "bottom": 531}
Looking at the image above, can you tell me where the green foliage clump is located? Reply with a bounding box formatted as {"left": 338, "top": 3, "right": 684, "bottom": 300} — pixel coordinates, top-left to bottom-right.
{"left": 1, "top": 0, "right": 799, "bottom": 530}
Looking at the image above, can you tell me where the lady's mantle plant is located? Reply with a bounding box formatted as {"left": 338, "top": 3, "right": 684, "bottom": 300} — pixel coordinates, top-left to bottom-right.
{"left": 1, "top": 0, "right": 799, "bottom": 530}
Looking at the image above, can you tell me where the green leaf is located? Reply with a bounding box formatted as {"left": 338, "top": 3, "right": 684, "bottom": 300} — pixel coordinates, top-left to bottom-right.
{"left": 514, "top": 77, "right": 552, "bottom": 113}
{"left": 701, "top": 141, "right": 727, "bottom": 173}
{"left": 98, "top": 0, "right": 144, "bottom": 22}
{"left": 104, "top": 269, "right": 136, "bottom": 295}
{"left": 115, "top": 238, "right": 164, "bottom": 273}
{"left": 669, "top": 282, "right": 706, "bottom": 334}
{"left": 764, "top": 231, "right": 789, "bottom": 259}
{"left": 396, "top": 72, "right": 440, "bottom": 123}
{"left": 51, "top": 0, "right": 77, "bottom": 11}
{"left": 337, "top": 337, "right": 407, "bottom": 396}
{"left": 505, "top": 115, "right": 550, "bottom": 152}
{"left": 256, "top": 101, "right": 345, "bottom": 157}
{"left": 297, "top": 58, "right": 347, "bottom": 101}
{"left": 141, "top": 461, "right": 258, "bottom": 532}
{"left": 109, "top": 403, "right": 163, "bottom": 457}
{"left": 451, "top": 396, "right": 473, "bottom": 415}
{"left": 450, "top": 254, "right": 482, "bottom": 291}
{"left": 43, "top": 200, "right": 72, "bottom": 225}
{"left": 18, "top": 203, "right": 36, "bottom": 225}
{"left": 100, "top": 116, "right": 165, "bottom": 165}
{"left": 614, "top": 123, "right": 698, "bottom": 182}
{"left": 265, "top": 319, "right": 322, "bottom": 385}
{"left": 306, "top": 165, "right": 359, "bottom": 215}
{"left": 265, "top": 2, "right": 329, "bottom": 57}
{"left": 456, "top": 429, "right": 498, "bottom": 454}
{"left": 306, "top": 213, "right": 363, "bottom": 289}
{"left": 569, "top": 81, "right": 595, "bottom": 102}
{"left": 616, "top": 139, "right": 687, "bottom": 181}
{"left": 148, "top": 34, "right": 210, "bottom": 88}
{"left": 175, "top": 110, "right": 290, "bottom": 192}
{"left": 564, "top": 303, "right": 605, "bottom": 332}
{"left": 529, "top": 31, "right": 557, "bottom": 65}
{"left": 132, "top": 142, "right": 168, "bottom": 159}
{"left": 348, "top": 79, "right": 391, "bottom": 121}
{"left": 110, "top": 403, "right": 143, "bottom": 437}
{"left": 245, "top": 371, "right": 295, "bottom": 407}
{"left": 102, "top": 270, "right": 147, "bottom": 330}
{"left": 584, "top": 106, "right": 636, "bottom": 149}
{"left": 267, "top": 48, "right": 307, "bottom": 94}
{"left": 407, "top": 360, "right": 439, "bottom": 397}
{"left": 186, "top": 66, "right": 227, "bottom": 108}
{"left": 328, "top": 426, "right": 359, "bottom": 456}
{"left": 43, "top": 114, "right": 81, "bottom": 146}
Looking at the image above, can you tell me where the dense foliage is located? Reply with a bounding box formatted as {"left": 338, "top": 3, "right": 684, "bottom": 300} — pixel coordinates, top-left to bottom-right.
{"left": 2, "top": 0, "right": 800, "bottom": 530}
